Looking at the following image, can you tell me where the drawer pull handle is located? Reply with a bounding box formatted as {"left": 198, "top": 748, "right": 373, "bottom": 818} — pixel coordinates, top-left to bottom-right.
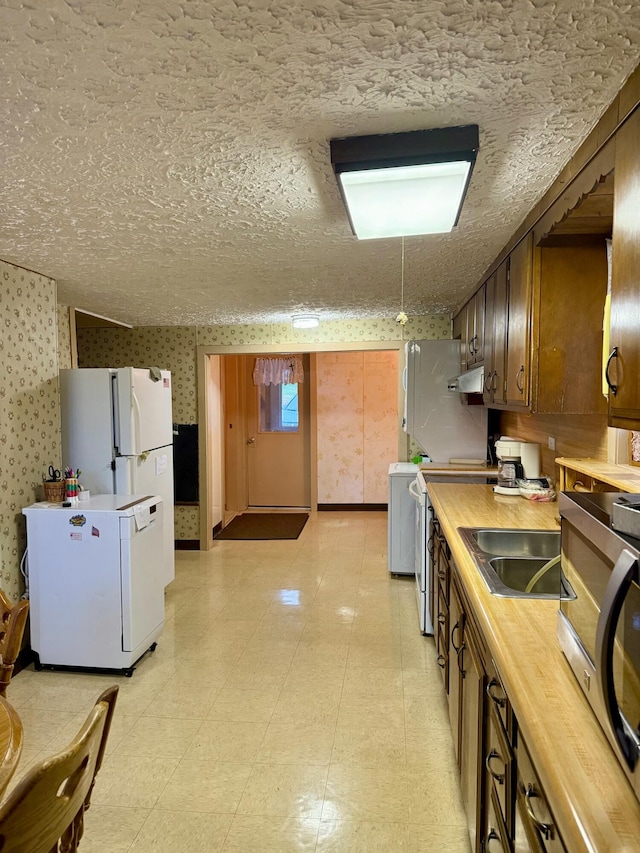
{"left": 487, "top": 678, "right": 506, "bottom": 708}
{"left": 486, "top": 828, "right": 504, "bottom": 851}
{"left": 605, "top": 346, "right": 618, "bottom": 396}
{"left": 451, "top": 620, "right": 461, "bottom": 654}
{"left": 485, "top": 749, "right": 505, "bottom": 784}
{"left": 525, "top": 784, "right": 553, "bottom": 841}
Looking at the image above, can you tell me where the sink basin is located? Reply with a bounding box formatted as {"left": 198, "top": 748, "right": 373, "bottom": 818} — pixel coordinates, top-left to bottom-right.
{"left": 471, "top": 529, "right": 561, "bottom": 559}
{"left": 458, "top": 527, "right": 575, "bottom": 599}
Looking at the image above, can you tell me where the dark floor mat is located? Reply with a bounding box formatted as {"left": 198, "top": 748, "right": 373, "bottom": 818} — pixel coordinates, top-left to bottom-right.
{"left": 215, "top": 512, "right": 309, "bottom": 540}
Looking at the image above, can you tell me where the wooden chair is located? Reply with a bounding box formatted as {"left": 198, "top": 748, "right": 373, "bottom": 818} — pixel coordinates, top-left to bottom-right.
{"left": 0, "top": 591, "right": 29, "bottom": 697}
{"left": 0, "top": 685, "right": 118, "bottom": 852}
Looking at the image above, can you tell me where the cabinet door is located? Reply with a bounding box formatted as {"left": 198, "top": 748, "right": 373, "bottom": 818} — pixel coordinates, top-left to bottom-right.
{"left": 506, "top": 234, "right": 533, "bottom": 406}
{"left": 448, "top": 580, "right": 464, "bottom": 763}
{"left": 453, "top": 309, "right": 468, "bottom": 372}
{"left": 459, "top": 611, "right": 486, "bottom": 853}
{"left": 471, "top": 283, "right": 486, "bottom": 364}
{"left": 484, "top": 265, "right": 508, "bottom": 406}
{"left": 609, "top": 107, "right": 640, "bottom": 427}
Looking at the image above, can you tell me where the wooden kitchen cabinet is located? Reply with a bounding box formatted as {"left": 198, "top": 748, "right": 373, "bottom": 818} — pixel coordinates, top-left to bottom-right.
{"left": 514, "top": 735, "right": 565, "bottom": 852}
{"left": 458, "top": 592, "right": 486, "bottom": 852}
{"left": 505, "top": 234, "right": 533, "bottom": 407}
{"left": 483, "top": 262, "right": 508, "bottom": 406}
{"left": 608, "top": 106, "right": 640, "bottom": 428}
{"left": 453, "top": 284, "right": 485, "bottom": 371}
{"left": 431, "top": 508, "right": 567, "bottom": 853}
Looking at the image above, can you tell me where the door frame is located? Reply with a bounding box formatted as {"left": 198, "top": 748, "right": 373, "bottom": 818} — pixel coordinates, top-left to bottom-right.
{"left": 197, "top": 340, "right": 406, "bottom": 550}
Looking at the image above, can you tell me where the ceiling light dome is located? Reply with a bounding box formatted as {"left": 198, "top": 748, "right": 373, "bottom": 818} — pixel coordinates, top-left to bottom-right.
{"left": 292, "top": 314, "right": 320, "bottom": 329}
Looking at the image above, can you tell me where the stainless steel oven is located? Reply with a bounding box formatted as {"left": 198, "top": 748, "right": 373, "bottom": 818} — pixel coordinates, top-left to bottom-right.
{"left": 558, "top": 491, "right": 640, "bottom": 802}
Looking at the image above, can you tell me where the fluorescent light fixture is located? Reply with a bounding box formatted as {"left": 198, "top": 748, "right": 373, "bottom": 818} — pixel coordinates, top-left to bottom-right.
{"left": 292, "top": 314, "right": 319, "bottom": 329}
{"left": 330, "top": 125, "right": 479, "bottom": 240}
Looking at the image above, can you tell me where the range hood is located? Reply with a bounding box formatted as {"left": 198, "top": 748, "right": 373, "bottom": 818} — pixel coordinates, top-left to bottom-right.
{"left": 456, "top": 364, "right": 485, "bottom": 394}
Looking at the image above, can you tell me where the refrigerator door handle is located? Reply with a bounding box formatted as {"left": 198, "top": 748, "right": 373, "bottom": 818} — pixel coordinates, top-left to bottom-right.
{"left": 132, "top": 390, "right": 142, "bottom": 456}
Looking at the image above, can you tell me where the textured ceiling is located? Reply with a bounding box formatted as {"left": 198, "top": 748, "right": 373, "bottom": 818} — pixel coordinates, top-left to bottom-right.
{"left": 2, "top": 1, "right": 640, "bottom": 326}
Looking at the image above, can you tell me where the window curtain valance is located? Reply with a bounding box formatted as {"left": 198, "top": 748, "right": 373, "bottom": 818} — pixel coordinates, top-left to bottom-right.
{"left": 252, "top": 355, "right": 304, "bottom": 386}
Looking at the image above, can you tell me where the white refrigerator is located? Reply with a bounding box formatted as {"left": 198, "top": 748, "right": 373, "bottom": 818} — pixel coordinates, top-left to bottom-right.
{"left": 60, "top": 367, "right": 175, "bottom": 586}
{"left": 23, "top": 495, "right": 165, "bottom": 673}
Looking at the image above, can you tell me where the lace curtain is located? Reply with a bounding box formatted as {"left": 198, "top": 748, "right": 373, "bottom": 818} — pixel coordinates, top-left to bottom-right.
{"left": 252, "top": 355, "right": 304, "bottom": 386}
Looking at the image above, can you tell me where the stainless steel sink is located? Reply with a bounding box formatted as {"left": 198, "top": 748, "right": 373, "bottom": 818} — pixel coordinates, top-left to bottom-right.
{"left": 458, "top": 527, "right": 575, "bottom": 599}
{"left": 471, "top": 529, "right": 561, "bottom": 559}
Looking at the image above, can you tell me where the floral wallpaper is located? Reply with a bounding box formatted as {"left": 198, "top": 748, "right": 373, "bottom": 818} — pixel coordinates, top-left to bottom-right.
{"left": 57, "top": 304, "right": 73, "bottom": 370}
{"left": 316, "top": 351, "right": 399, "bottom": 504}
{"left": 77, "top": 315, "right": 450, "bottom": 537}
{"left": 1, "top": 259, "right": 60, "bottom": 601}
{"left": 196, "top": 315, "right": 450, "bottom": 346}
{"left": 77, "top": 325, "right": 198, "bottom": 423}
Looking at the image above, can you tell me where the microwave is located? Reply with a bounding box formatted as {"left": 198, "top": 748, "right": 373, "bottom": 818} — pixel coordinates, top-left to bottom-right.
{"left": 558, "top": 491, "right": 640, "bottom": 803}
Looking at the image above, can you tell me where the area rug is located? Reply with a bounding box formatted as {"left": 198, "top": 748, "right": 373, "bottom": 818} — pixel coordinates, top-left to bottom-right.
{"left": 216, "top": 512, "right": 309, "bottom": 540}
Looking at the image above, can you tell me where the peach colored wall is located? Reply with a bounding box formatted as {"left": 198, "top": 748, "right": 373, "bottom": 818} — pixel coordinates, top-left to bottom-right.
{"left": 316, "top": 351, "right": 398, "bottom": 504}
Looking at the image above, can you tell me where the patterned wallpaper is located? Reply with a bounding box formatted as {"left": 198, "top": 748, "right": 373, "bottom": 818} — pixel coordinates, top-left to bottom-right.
{"left": 77, "top": 325, "right": 198, "bottom": 423}
{"left": 1, "top": 260, "right": 60, "bottom": 601}
{"left": 57, "top": 305, "right": 73, "bottom": 370}
{"left": 316, "top": 351, "right": 398, "bottom": 503}
{"left": 77, "top": 315, "right": 450, "bottom": 539}
{"left": 196, "top": 316, "right": 451, "bottom": 347}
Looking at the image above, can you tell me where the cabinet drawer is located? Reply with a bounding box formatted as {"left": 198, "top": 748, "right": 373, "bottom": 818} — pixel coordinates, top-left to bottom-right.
{"left": 486, "top": 662, "right": 512, "bottom": 742}
{"left": 485, "top": 785, "right": 512, "bottom": 853}
{"left": 486, "top": 707, "right": 513, "bottom": 835}
{"left": 515, "top": 737, "right": 565, "bottom": 852}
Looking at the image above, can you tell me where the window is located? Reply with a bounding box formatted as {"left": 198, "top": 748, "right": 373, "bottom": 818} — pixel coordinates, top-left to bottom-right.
{"left": 259, "top": 382, "right": 299, "bottom": 432}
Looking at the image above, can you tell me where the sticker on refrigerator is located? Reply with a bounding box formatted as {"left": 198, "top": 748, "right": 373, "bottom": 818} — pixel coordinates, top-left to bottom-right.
{"left": 91, "top": 526, "right": 100, "bottom": 538}
{"left": 70, "top": 532, "right": 82, "bottom": 541}
{"left": 69, "top": 515, "right": 86, "bottom": 527}
{"left": 155, "top": 454, "right": 167, "bottom": 475}
{"left": 163, "top": 377, "right": 170, "bottom": 389}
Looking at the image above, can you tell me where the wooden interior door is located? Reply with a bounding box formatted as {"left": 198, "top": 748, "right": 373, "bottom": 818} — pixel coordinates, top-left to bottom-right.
{"left": 245, "top": 355, "right": 310, "bottom": 507}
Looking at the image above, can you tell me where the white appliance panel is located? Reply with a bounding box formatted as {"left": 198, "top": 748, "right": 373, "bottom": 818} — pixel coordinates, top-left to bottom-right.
{"left": 120, "top": 505, "right": 165, "bottom": 651}
{"left": 116, "top": 367, "right": 173, "bottom": 455}
{"left": 23, "top": 497, "right": 164, "bottom": 671}
{"left": 388, "top": 463, "right": 418, "bottom": 576}
{"left": 60, "top": 369, "right": 116, "bottom": 495}
{"left": 24, "top": 509, "right": 126, "bottom": 668}
{"left": 115, "top": 448, "right": 175, "bottom": 585}
{"left": 408, "top": 340, "right": 487, "bottom": 462}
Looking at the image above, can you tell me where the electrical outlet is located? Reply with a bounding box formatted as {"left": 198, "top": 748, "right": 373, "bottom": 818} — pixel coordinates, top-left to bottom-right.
{"left": 548, "top": 436, "right": 556, "bottom": 451}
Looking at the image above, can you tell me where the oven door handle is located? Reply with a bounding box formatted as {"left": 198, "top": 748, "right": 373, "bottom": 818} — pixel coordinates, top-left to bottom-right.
{"left": 408, "top": 479, "right": 423, "bottom": 502}
{"left": 595, "top": 548, "right": 639, "bottom": 772}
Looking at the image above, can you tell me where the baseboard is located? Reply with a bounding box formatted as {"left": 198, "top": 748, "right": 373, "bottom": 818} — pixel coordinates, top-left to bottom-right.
{"left": 212, "top": 521, "right": 222, "bottom": 538}
{"left": 175, "top": 539, "right": 200, "bottom": 550}
{"left": 317, "top": 503, "right": 388, "bottom": 512}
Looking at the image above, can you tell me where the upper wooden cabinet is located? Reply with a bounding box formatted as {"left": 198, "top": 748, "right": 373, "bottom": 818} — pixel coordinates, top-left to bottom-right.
{"left": 505, "top": 235, "right": 533, "bottom": 407}
{"left": 608, "top": 107, "right": 640, "bottom": 428}
{"left": 454, "top": 286, "right": 486, "bottom": 371}
{"left": 483, "top": 262, "right": 508, "bottom": 406}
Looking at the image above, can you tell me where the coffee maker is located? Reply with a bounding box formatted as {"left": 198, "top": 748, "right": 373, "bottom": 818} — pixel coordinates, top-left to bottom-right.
{"left": 494, "top": 437, "right": 541, "bottom": 495}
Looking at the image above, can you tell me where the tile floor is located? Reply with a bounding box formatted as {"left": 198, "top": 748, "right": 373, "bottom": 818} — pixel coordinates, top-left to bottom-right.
{"left": 7, "top": 511, "right": 470, "bottom": 852}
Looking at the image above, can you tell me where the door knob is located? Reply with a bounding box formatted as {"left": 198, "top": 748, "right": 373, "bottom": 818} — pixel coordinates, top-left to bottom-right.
{"left": 247, "top": 437, "right": 256, "bottom": 445}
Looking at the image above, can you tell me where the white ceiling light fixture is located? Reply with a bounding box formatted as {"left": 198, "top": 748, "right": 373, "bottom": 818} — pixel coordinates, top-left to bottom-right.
{"left": 330, "top": 125, "right": 479, "bottom": 240}
{"left": 292, "top": 314, "right": 320, "bottom": 329}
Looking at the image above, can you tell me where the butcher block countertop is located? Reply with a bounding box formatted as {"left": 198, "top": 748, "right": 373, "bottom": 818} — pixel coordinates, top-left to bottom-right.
{"left": 426, "top": 482, "right": 640, "bottom": 853}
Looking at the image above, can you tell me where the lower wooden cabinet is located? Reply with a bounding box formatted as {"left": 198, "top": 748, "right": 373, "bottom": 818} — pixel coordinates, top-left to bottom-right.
{"left": 432, "top": 511, "right": 565, "bottom": 853}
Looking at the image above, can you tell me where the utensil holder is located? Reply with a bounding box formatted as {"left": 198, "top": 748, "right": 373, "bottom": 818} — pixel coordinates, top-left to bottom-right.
{"left": 44, "top": 481, "right": 66, "bottom": 502}
{"left": 64, "top": 478, "right": 79, "bottom": 504}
